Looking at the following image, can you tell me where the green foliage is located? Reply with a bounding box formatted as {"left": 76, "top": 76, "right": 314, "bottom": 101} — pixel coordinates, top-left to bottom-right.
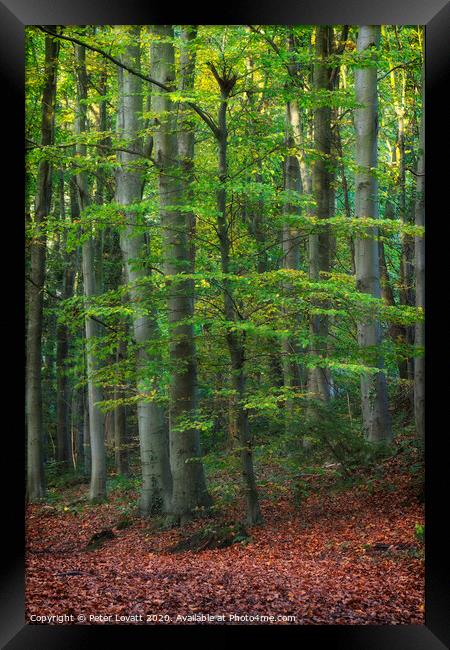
{"left": 292, "top": 480, "right": 311, "bottom": 509}
{"left": 45, "top": 461, "right": 87, "bottom": 491}
{"left": 298, "top": 398, "right": 392, "bottom": 477}
{"left": 26, "top": 24, "right": 424, "bottom": 518}
{"left": 106, "top": 474, "right": 141, "bottom": 495}
{"left": 414, "top": 523, "right": 424, "bottom": 543}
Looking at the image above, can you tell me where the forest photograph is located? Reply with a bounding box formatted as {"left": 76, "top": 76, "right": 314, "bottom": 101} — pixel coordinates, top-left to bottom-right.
{"left": 25, "top": 23, "right": 425, "bottom": 625}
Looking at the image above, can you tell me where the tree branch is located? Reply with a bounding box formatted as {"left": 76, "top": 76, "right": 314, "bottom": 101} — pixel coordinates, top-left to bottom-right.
{"left": 37, "top": 26, "right": 220, "bottom": 138}
{"left": 26, "top": 275, "right": 120, "bottom": 333}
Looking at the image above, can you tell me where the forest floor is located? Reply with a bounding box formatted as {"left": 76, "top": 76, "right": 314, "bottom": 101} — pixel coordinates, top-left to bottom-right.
{"left": 26, "top": 450, "right": 424, "bottom": 625}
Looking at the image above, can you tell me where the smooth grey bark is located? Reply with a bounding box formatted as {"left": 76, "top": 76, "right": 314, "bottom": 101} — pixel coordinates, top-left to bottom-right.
{"left": 83, "top": 392, "right": 91, "bottom": 477}
{"left": 308, "top": 25, "right": 333, "bottom": 402}
{"left": 242, "top": 56, "right": 269, "bottom": 274}
{"left": 114, "top": 335, "right": 129, "bottom": 476}
{"left": 209, "top": 61, "right": 262, "bottom": 526}
{"left": 116, "top": 27, "right": 171, "bottom": 514}
{"left": 94, "top": 69, "right": 108, "bottom": 293}
{"left": 178, "top": 26, "right": 198, "bottom": 282}
{"left": 75, "top": 42, "right": 107, "bottom": 500}
{"left": 69, "top": 181, "right": 85, "bottom": 472}
{"left": 391, "top": 66, "right": 415, "bottom": 384}
{"left": 72, "top": 179, "right": 89, "bottom": 474}
{"left": 71, "top": 388, "right": 83, "bottom": 470}
{"left": 114, "top": 411, "right": 128, "bottom": 474}
{"left": 377, "top": 118, "right": 412, "bottom": 380}
{"left": 335, "top": 125, "right": 356, "bottom": 275}
{"left": 26, "top": 31, "right": 59, "bottom": 501}
{"left": 285, "top": 31, "right": 312, "bottom": 198}
{"left": 56, "top": 173, "right": 75, "bottom": 467}
{"left": 379, "top": 198, "right": 409, "bottom": 380}
{"left": 414, "top": 65, "right": 425, "bottom": 441}
{"left": 55, "top": 269, "right": 73, "bottom": 466}
{"left": 282, "top": 106, "right": 304, "bottom": 432}
{"left": 246, "top": 165, "right": 268, "bottom": 274}
{"left": 114, "top": 403, "right": 128, "bottom": 476}
{"left": 151, "top": 25, "right": 211, "bottom": 524}
{"left": 384, "top": 141, "right": 412, "bottom": 382}
{"left": 242, "top": 57, "right": 282, "bottom": 399}
{"left": 354, "top": 26, "right": 391, "bottom": 443}
{"left": 283, "top": 37, "right": 316, "bottom": 415}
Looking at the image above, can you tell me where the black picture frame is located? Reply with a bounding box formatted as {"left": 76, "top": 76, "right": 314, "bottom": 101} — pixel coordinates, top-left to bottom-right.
{"left": 2, "top": 0, "right": 449, "bottom": 647}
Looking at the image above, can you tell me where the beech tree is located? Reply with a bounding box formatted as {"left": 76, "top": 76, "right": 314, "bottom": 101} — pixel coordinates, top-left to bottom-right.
{"left": 414, "top": 63, "right": 424, "bottom": 441}
{"left": 26, "top": 31, "right": 59, "bottom": 501}
{"left": 75, "top": 42, "right": 107, "bottom": 501}
{"left": 150, "top": 25, "right": 211, "bottom": 523}
{"left": 116, "top": 26, "right": 172, "bottom": 514}
{"left": 281, "top": 116, "right": 303, "bottom": 434}
{"left": 209, "top": 58, "right": 263, "bottom": 525}
{"left": 354, "top": 25, "right": 391, "bottom": 443}
{"left": 25, "top": 25, "right": 423, "bottom": 526}
{"left": 309, "top": 25, "right": 333, "bottom": 402}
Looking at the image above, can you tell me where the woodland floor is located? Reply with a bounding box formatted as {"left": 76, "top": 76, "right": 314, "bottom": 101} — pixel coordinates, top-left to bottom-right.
{"left": 26, "top": 454, "right": 424, "bottom": 625}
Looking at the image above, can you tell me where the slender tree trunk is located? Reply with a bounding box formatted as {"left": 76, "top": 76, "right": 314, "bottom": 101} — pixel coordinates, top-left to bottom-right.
{"left": 112, "top": 275, "right": 129, "bottom": 479}
{"left": 55, "top": 274, "right": 73, "bottom": 467}
{"left": 354, "top": 26, "right": 391, "bottom": 443}
{"left": 56, "top": 174, "right": 75, "bottom": 467}
{"left": 151, "top": 25, "right": 211, "bottom": 524}
{"left": 71, "top": 388, "right": 84, "bottom": 471}
{"left": 210, "top": 62, "right": 262, "bottom": 525}
{"left": 114, "top": 335, "right": 129, "bottom": 476}
{"left": 26, "top": 31, "right": 59, "bottom": 501}
{"left": 114, "top": 403, "right": 128, "bottom": 476}
{"left": 69, "top": 183, "right": 85, "bottom": 472}
{"left": 243, "top": 56, "right": 269, "bottom": 275}
{"left": 246, "top": 165, "right": 268, "bottom": 274}
{"left": 398, "top": 166, "right": 415, "bottom": 387}
{"left": 116, "top": 27, "right": 171, "bottom": 513}
{"left": 309, "top": 25, "right": 333, "bottom": 401}
{"left": 392, "top": 69, "right": 415, "bottom": 384}
{"left": 379, "top": 205, "right": 408, "bottom": 380}
{"left": 335, "top": 124, "right": 356, "bottom": 274}
{"left": 75, "top": 42, "right": 107, "bottom": 500}
{"left": 55, "top": 185, "right": 69, "bottom": 466}
{"left": 285, "top": 96, "right": 312, "bottom": 196}
{"left": 83, "top": 391, "right": 91, "bottom": 477}
{"left": 414, "top": 64, "right": 425, "bottom": 441}
{"left": 179, "top": 26, "right": 198, "bottom": 282}
{"left": 282, "top": 106, "right": 304, "bottom": 433}
{"left": 94, "top": 69, "right": 108, "bottom": 293}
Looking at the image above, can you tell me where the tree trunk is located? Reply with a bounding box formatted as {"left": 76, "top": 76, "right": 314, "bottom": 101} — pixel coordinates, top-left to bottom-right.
{"left": 114, "top": 399, "right": 128, "bottom": 477}
{"left": 211, "top": 63, "right": 262, "bottom": 525}
{"left": 71, "top": 388, "right": 84, "bottom": 471}
{"left": 83, "top": 391, "right": 91, "bottom": 477}
{"left": 354, "top": 26, "right": 391, "bottom": 443}
{"left": 151, "top": 25, "right": 211, "bottom": 524}
{"left": 56, "top": 174, "right": 75, "bottom": 467}
{"left": 308, "top": 25, "right": 333, "bottom": 401}
{"left": 114, "top": 336, "right": 129, "bottom": 476}
{"left": 75, "top": 42, "right": 107, "bottom": 501}
{"left": 414, "top": 64, "right": 425, "bottom": 441}
{"left": 379, "top": 207, "right": 408, "bottom": 380}
{"left": 392, "top": 67, "right": 415, "bottom": 384}
{"left": 26, "top": 31, "right": 59, "bottom": 501}
{"left": 335, "top": 124, "right": 356, "bottom": 274}
{"left": 179, "top": 26, "right": 198, "bottom": 283}
{"left": 282, "top": 105, "right": 304, "bottom": 433}
{"left": 116, "top": 27, "right": 171, "bottom": 513}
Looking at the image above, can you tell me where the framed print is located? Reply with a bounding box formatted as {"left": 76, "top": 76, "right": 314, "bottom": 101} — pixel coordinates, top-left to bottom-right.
{"left": 2, "top": 0, "right": 449, "bottom": 647}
